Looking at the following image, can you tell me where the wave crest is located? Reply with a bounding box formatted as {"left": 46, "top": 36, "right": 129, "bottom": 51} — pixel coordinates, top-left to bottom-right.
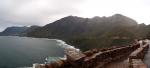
{"left": 56, "top": 39, "right": 80, "bottom": 51}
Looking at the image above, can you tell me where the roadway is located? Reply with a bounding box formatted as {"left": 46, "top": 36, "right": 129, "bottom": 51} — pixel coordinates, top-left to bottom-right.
{"left": 105, "top": 40, "right": 149, "bottom": 68}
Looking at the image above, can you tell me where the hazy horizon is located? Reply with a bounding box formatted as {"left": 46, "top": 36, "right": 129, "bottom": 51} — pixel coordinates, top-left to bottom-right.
{"left": 0, "top": 0, "right": 150, "bottom": 31}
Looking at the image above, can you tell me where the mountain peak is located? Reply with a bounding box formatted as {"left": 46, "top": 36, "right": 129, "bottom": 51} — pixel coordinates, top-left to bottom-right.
{"left": 64, "top": 15, "right": 80, "bottom": 19}
{"left": 110, "top": 14, "right": 138, "bottom": 26}
{"left": 113, "top": 14, "right": 124, "bottom": 17}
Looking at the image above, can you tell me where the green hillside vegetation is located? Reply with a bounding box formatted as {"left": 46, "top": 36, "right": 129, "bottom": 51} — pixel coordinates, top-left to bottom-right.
{"left": 26, "top": 14, "right": 146, "bottom": 51}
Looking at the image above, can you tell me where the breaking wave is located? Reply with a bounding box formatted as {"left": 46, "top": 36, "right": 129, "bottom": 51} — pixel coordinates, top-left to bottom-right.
{"left": 29, "top": 37, "right": 80, "bottom": 51}
{"left": 56, "top": 39, "right": 80, "bottom": 51}
{"left": 45, "top": 39, "right": 80, "bottom": 63}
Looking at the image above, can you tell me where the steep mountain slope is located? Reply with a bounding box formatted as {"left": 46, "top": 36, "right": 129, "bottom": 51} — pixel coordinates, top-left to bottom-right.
{"left": 27, "top": 14, "right": 139, "bottom": 51}
{"left": 27, "top": 16, "right": 88, "bottom": 38}
{"left": 20, "top": 25, "right": 41, "bottom": 36}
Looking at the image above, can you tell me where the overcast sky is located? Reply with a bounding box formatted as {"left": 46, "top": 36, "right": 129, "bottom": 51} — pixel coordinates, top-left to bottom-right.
{"left": 0, "top": 0, "right": 150, "bottom": 31}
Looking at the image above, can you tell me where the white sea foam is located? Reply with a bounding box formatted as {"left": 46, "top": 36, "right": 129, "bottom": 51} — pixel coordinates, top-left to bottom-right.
{"left": 17, "top": 37, "right": 80, "bottom": 68}
{"left": 38, "top": 38, "right": 80, "bottom": 63}
{"left": 56, "top": 39, "right": 80, "bottom": 51}
{"left": 31, "top": 37, "right": 80, "bottom": 51}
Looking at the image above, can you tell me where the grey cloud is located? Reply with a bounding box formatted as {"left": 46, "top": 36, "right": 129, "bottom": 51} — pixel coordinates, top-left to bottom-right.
{"left": 0, "top": 0, "right": 85, "bottom": 31}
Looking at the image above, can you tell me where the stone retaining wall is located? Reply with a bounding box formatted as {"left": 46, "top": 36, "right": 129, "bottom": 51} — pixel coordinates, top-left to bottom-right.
{"left": 129, "top": 41, "right": 149, "bottom": 68}
{"left": 33, "top": 42, "right": 147, "bottom": 68}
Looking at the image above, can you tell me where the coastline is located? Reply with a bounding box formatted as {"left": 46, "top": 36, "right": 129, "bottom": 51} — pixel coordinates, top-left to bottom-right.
{"left": 0, "top": 36, "right": 73, "bottom": 68}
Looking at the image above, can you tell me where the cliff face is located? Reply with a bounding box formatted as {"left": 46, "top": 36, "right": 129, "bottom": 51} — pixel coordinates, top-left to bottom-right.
{"left": 26, "top": 14, "right": 140, "bottom": 51}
